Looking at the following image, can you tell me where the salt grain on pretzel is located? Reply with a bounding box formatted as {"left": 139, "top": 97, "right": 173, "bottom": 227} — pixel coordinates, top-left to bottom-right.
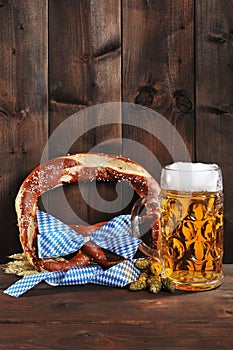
{"left": 15, "top": 153, "right": 160, "bottom": 272}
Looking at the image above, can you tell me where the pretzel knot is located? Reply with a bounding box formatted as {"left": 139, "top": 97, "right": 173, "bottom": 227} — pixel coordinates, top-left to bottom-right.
{"left": 16, "top": 153, "right": 160, "bottom": 272}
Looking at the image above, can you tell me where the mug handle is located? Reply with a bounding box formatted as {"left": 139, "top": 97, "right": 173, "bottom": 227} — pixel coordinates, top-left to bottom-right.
{"left": 131, "top": 196, "right": 161, "bottom": 259}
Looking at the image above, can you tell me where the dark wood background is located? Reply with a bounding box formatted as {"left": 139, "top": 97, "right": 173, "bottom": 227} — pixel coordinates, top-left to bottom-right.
{"left": 0, "top": 0, "right": 232, "bottom": 263}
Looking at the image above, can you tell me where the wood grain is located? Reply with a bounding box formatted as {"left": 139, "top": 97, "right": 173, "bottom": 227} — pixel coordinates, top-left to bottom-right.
{"left": 49, "top": 0, "right": 121, "bottom": 153}
{"left": 48, "top": 0, "right": 122, "bottom": 225}
{"left": 122, "top": 0, "right": 195, "bottom": 183}
{"left": 0, "top": 324, "right": 233, "bottom": 350}
{"left": 0, "top": 265, "right": 233, "bottom": 350}
{"left": 195, "top": 0, "right": 233, "bottom": 262}
{"left": 0, "top": 0, "right": 232, "bottom": 263}
{"left": 0, "top": 0, "right": 48, "bottom": 262}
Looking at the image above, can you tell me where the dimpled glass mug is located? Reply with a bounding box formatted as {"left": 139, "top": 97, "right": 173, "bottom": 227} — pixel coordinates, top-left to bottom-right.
{"left": 131, "top": 162, "right": 224, "bottom": 291}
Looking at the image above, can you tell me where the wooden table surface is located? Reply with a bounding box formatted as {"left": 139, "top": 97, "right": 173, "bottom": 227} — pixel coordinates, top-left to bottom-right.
{"left": 0, "top": 265, "right": 233, "bottom": 350}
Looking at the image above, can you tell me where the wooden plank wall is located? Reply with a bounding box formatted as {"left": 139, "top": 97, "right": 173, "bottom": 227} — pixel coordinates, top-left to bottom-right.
{"left": 0, "top": 0, "right": 232, "bottom": 263}
{"left": 195, "top": 0, "right": 233, "bottom": 263}
{"left": 0, "top": 0, "right": 48, "bottom": 259}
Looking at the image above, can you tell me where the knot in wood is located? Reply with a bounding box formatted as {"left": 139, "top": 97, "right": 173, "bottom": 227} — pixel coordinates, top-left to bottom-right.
{"left": 79, "top": 53, "right": 89, "bottom": 63}
{"left": 173, "top": 91, "right": 193, "bottom": 113}
{"left": 13, "top": 109, "right": 28, "bottom": 121}
{"left": 0, "top": 108, "right": 9, "bottom": 120}
{"left": 208, "top": 33, "right": 226, "bottom": 44}
{"left": 134, "top": 86, "right": 156, "bottom": 107}
{"left": 18, "top": 23, "right": 24, "bottom": 31}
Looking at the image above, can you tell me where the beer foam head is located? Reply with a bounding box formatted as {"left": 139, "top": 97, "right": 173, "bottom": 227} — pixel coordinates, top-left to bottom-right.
{"left": 161, "top": 162, "right": 222, "bottom": 192}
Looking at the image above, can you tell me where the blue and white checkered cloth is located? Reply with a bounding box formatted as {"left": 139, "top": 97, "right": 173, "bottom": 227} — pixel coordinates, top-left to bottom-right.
{"left": 37, "top": 210, "right": 139, "bottom": 260}
{"left": 4, "top": 211, "right": 141, "bottom": 297}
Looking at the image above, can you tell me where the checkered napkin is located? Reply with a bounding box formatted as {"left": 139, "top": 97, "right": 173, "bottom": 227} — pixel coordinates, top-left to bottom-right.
{"left": 37, "top": 210, "right": 139, "bottom": 260}
{"left": 4, "top": 211, "right": 141, "bottom": 297}
{"left": 4, "top": 261, "right": 140, "bottom": 298}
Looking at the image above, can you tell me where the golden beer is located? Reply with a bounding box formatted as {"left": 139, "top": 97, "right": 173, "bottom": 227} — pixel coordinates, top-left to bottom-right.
{"left": 160, "top": 187, "right": 224, "bottom": 291}
{"left": 131, "top": 162, "right": 224, "bottom": 291}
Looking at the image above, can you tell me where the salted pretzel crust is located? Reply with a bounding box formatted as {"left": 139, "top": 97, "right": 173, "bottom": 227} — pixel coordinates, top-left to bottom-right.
{"left": 15, "top": 153, "right": 160, "bottom": 272}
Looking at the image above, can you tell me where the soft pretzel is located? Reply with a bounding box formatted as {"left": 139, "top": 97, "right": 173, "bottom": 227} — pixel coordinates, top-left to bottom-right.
{"left": 15, "top": 153, "right": 160, "bottom": 272}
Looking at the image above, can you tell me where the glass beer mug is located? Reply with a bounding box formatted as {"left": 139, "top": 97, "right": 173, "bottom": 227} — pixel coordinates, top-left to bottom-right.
{"left": 131, "top": 162, "right": 224, "bottom": 291}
